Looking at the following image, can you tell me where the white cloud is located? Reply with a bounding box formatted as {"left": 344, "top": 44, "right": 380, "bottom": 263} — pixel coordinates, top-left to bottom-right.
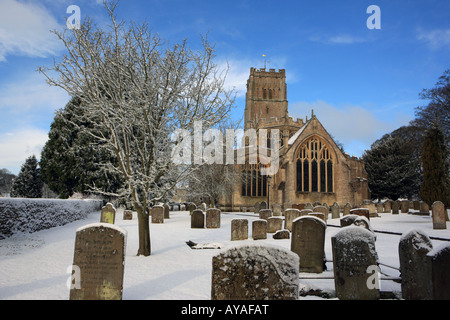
{"left": 309, "top": 34, "right": 366, "bottom": 45}
{"left": 289, "top": 100, "right": 403, "bottom": 157}
{"left": 0, "top": 0, "right": 63, "bottom": 61}
{"left": 0, "top": 128, "right": 49, "bottom": 175}
{"left": 417, "top": 28, "right": 450, "bottom": 50}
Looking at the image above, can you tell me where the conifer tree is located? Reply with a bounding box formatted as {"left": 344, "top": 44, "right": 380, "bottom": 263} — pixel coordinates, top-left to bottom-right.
{"left": 10, "top": 155, "right": 43, "bottom": 198}
{"left": 420, "top": 127, "right": 450, "bottom": 208}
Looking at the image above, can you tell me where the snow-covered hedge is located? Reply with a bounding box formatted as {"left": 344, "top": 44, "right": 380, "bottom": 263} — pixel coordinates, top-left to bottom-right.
{"left": 0, "top": 198, "right": 103, "bottom": 239}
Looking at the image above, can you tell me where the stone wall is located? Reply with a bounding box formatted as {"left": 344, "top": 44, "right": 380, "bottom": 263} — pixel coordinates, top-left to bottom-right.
{"left": 0, "top": 198, "right": 102, "bottom": 239}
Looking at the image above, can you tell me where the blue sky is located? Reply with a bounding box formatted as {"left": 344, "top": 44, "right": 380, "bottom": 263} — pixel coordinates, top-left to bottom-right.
{"left": 0, "top": 0, "right": 449, "bottom": 175}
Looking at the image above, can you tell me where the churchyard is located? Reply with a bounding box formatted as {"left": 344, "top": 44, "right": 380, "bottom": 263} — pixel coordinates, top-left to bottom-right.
{"left": 0, "top": 200, "right": 449, "bottom": 300}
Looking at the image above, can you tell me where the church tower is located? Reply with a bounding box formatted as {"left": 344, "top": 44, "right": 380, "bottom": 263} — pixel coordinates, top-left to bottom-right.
{"left": 244, "top": 68, "right": 288, "bottom": 129}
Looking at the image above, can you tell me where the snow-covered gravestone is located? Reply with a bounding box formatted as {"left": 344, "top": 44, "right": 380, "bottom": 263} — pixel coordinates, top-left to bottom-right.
{"left": 331, "top": 226, "right": 380, "bottom": 300}
{"left": 398, "top": 229, "right": 433, "bottom": 300}
{"left": 432, "top": 201, "right": 446, "bottom": 229}
{"left": 349, "top": 208, "right": 370, "bottom": 220}
{"left": 427, "top": 243, "right": 450, "bottom": 300}
{"left": 100, "top": 202, "right": 116, "bottom": 224}
{"left": 69, "top": 223, "right": 126, "bottom": 300}
{"left": 312, "top": 205, "right": 328, "bottom": 221}
{"left": 291, "top": 216, "right": 326, "bottom": 273}
{"left": 205, "top": 208, "right": 221, "bottom": 228}
{"left": 284, "top": 208, "right": 301, "bottom": 231}
{"left": 211, "top": 244, "right": 299, "bottom": 300}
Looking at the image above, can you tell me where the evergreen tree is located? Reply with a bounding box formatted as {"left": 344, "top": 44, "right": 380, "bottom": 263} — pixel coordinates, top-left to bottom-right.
{"left": 419, "top": 127, "right": 450, "bottom": 207}
{"left": 10, "top": 155, "right": 43, "bottom": 198}
{"left": 40, "top": 97, "right": 124, "bottom": 199}
{"left": 363, "top": 127, "right": 422, "bottom": 200}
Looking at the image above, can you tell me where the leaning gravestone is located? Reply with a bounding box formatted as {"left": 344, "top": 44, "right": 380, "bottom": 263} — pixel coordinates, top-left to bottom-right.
{"left": 291, "top": 216, "right": 326, "bottom": 273}
{"left": 231, "top": 219, "right": 248, "bottom": 241}
{"left": 427, "top": 243, "right": 450, "bottom": 300}
{"left": 205, "top": 208, "right": 221, "bottom": 228}
{"left": 100, "top": 203, "right": 116, "bottom": 224}
{"left": 151, "top": 205, "right": 164, "bottom": 224}
{"left": 398, "top": 229, "right": 433, "bottom": 300}
{"left": 432, "top": 201, "right": 446, "bottom": 230}
{"left": 191, "top": 209, "right": 205, "bottom": 228}
{"left": 69, "top": 223, "right": 126, "bottom": 300}
{"left": 211, "top": 244, "right": 299, "bottom": 300}
{"left": 332, "top": 226, "right": 380, "bottom": 300}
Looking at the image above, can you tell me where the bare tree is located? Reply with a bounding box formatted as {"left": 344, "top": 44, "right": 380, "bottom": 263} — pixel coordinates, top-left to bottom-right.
{"left": 38, "top": 0, "right": 235, "bottom": 256}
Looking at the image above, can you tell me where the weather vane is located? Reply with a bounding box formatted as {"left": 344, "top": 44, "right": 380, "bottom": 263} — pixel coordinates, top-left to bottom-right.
{"left": 261, "top": 54, "right": 270, "bottom": 69}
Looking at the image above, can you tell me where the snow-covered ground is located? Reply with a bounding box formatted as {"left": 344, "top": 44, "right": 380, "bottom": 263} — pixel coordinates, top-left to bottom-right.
{"left": 0, "top": 208, "right": 449, "bottom": 300}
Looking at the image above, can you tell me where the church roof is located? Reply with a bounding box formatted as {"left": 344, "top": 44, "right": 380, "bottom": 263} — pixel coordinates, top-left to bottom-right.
{"left": 288, "top": 122, "right": 307, "bottom": 145}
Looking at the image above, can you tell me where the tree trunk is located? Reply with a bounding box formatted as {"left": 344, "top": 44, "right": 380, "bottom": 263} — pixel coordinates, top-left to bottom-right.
{"left": 136, "top": 207, "right": 151, "bottom": 256}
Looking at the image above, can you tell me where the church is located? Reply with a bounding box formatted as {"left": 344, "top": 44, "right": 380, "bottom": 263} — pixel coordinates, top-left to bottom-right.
{"left": 220, "top": 67, "right": 370, "bottom": 211}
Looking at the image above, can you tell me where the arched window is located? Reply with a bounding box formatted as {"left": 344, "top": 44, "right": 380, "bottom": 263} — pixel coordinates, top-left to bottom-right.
{"left": 296, "top": 136, "right": 334, "bottom": 193}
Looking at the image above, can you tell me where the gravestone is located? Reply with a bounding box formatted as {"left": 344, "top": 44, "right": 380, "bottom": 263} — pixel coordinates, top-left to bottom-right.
{"left": 332, "top": 226, "right": 380, "bottom": 300}
{"left": 200, "top": 202, "right": 207, "bottom": 211}
{"left": 398, "top": 229, "right": 433, "bottom": 300}
{"left": 188, "top": 203, "right": 197, "bottom": 214}
{"left": 343, "top": 203, "right": 352, "bottom": 216}
{"left": 313, "top": 205, "right": 328, "bottom": 220}
{"left": 340, "top": 214, "right": 359, "bottom": 227}
{"left": 273, "top": 229, "right": 290, "bottom": 239}
{"left": 349, "top": 208, "right": 370, "bottom": 220}
{"left": 211, "top": 244, "right": 299, "bottom": 300}
{"left": 376, "top": 203, "right": 384, "bottom": 214}
{"left": 252, "top": 219, "right": 268, "bottom": 240}
{"left": 191, "top": 209, "right": 205, "bottom": 228}
{"left": 205, "top": 208, "right": 221, "bottom": 228}
{"left": 260, "top": 201, "right": 267, "bottom": 210}
{"left": 100, "top": 203, "right": 116, "bottom": 224}
{"left": 401, "top": 200, "right": 409, "bottom": 213}
{"left": 427, "top": 243, "right": 450, "bottom": 300}
{"left": 231, "top": 219, "right": 248, "bottom": 241}
{"left": 163, "top": 203, "right": 170, "bottom": 219}
{"left": 308, "top": 212, "right": 325, "bottom": 222}
{"left": 69, "top": 223, "right": 126, "bottom": 300}
{"left": 432, "top": 201, "right": 446, "bottom": 229}
{"left": 331, "top": 202, "right": 340, "bottom": 219}
{"left": 259, "top": 209, "right": 272, "bottom": 220}
{"left": 254, "top": 202, "right": 261, "bottom": 214}
{"left": 151, "top": 205, "right": 164, "bottom": 224}
{"left": 413, "top": 200, "right": 420, "bottom": 211}
{"left": 392, "top": 201, "right": 400, "bottom": 214}
{"left": 291, "top": 216, "right": 326, "bottom": 273}
{"left": 284, "top": 209, "right": 301, "bottom": 231}
{"left": 267, "top": 217, "right": 283, "bottom": 233}
{"left": 272, "top": 203, "right": 282, "bottom": 216}
{"left": 419, "top": 201, "right": 430, "bottom": 215}
{"left": 123, "top": 210, "right": 132, "bottom": 220}
{"left": 384, "top": 200, "right": 392, "bottom": 213}
{"left": 299, "top": 209, "right": 313, "bottom": 216}
{"left": 304, "top": 203, "right": 314, "bottom": 211}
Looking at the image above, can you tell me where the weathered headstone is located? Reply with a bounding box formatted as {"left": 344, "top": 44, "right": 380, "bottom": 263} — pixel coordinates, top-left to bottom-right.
{"left": 100, "top": 203, "right": 116, "bottom": 224}
{"left": 163, "top": 203, "right": 170, "bottom": 219}
{"left": 284, "top": 208, "right": 301, "bottom": 231}
{"left": 376, "top": 203, "right": 384, "bottom": 214}
{"left": 188, "top": 203, "right": 197, "bottom": 214}
{"left": 260, "top": 201, "right": 267, "bottom": 210}
{"left": 205, "top": 208, "right": 221, "bottom": 228}
{"left": 392, "top": 201, "right": 400, "bottom": 214}
{"left": 69, "top": 223, "right": 126, "bottom": 300}
{"left": 419, "top": 201, "right": 430, "bottom": 215}
{"left": 349, "top": 208, "right": 370, "bottom": 220}
{"left": 252, "top": 219, "right": 268, "bottom": 240}
{"left": 231, "top": 219, "right": 248, "bottom": 241}
{"left": 308, "top": 212, "right": 325, "bottom": 222}
{"left": 343, "top": 203, "right": 352, "bottom": 216}
{"left": 291, "top": 216, "right": 326, "bottom": 273}
{"left": 331, "top": 202, "right": 340, "bottom": 219}
{"left": 123, "top": 210, "right": 132, "bottom": 220}
{"left": 427, "top": 243, "right": 450, "bottom": 300}
{"left": 313, "top": 205, "right": 328, "bottom": 220}
{"left": 432, "top": 201, "right": 447, "bottom": 229}
{"left": 413, "top": 200, "right": 420, "bottom": 211}
{"left": 304, "top": 203, "right": 313, "bottom": 211}
{"left": 151, "top": 205, "right": 164, "bottom": 224}
{"left": 211, "top": 244, "right": 299, "bottom": 300}
{"left": 259, "top": 209, "right": 272, "bottom": 220}
{"left": 340, "top": 214, "right": 359, "bottom": 227}
{"left": 253, "top": 201, "right": 261, "bottom": 214}
{"left": 191, "top": 209, "right": 205, "bottom": 228}
{"left": 332, "top": 226, "right": 380, "bottom": 300}
{"left": 384, "top": 200, "right": 392, "bottom": 213}
{"left": 272, "top": 203, "right": 282, "bottom": 216}
{"left": 299, "top": 208, "right": 313, "bottom": 216}
{"left": 398, "top": 229, "right": 433, "bottom": 300}
{"left": 267, "top": 217, "right": 283, "bottom": 233}
{"left": 401, "top": 200, "right": 409, "bottom": 213}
